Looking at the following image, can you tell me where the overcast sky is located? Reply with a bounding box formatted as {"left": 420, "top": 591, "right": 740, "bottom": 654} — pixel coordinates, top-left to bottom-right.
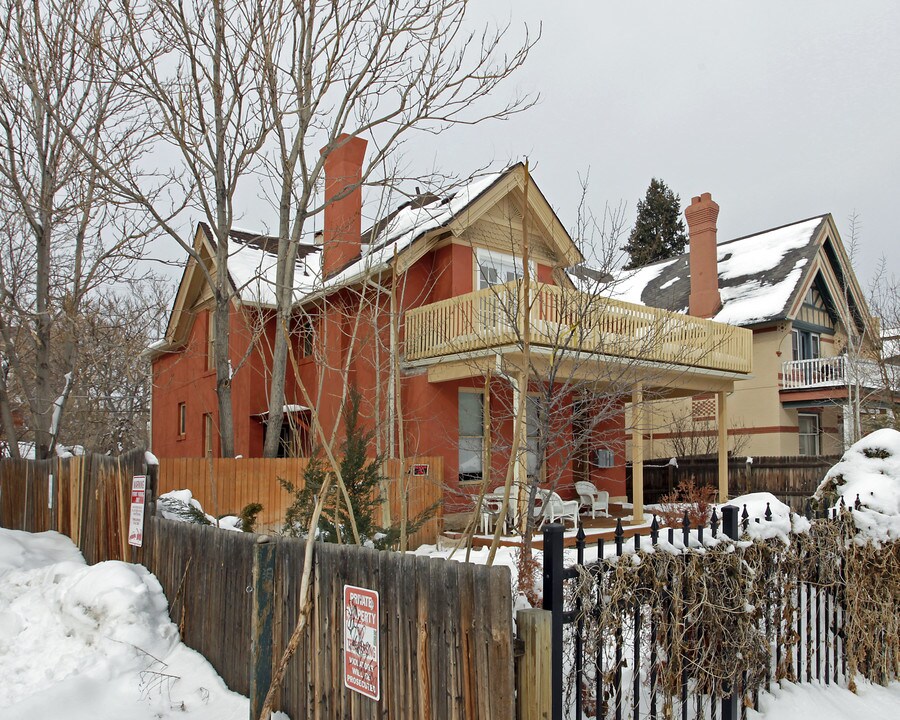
{"left": 157, "top": 1, "right": 899, "bottom": 292}
{"left": 394, "top": 0, "right": 900, "bottom": 288}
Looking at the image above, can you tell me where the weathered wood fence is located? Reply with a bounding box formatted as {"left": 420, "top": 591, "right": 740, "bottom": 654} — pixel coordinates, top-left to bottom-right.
{"left": 0, "top": 450, "right": 156, "bottom": 565}
{"left": 157, "top": 456, "right": 444, "bottom": 548}
{"left": 2, "top": 453, "right": 522, "bottom": 718}
{"left": 142, "top": 517, "right": 516, "bottom": 719}
{"left": 626, "top": 454, "right": 838, "bottom": 509}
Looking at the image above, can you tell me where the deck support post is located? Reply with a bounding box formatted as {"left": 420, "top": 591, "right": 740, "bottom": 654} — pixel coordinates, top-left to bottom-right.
{"left": 632, "top": 382, "right": 644, "bottom": 525}
{"left": 717, "top": 390, "right": 729, "bottom": 501}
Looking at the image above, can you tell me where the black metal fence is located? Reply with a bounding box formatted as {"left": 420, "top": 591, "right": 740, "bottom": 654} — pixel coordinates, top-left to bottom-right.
{"left": 542, "top": 501, "right": 859, "bottom": 720}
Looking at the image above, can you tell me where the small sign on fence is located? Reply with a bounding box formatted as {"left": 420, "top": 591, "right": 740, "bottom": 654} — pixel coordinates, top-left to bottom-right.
{"left": 411, "top": 463, "right": 429, "bottom": 476}
{"left": 343, "top": 584, "right": 380, "bottom": 701}
{"left": 127, "top": 475, "right": 147, "bottom": 547}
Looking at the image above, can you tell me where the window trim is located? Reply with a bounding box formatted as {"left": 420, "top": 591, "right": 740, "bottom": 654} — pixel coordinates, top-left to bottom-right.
{"left": 525, "top": 393, "right": 545, "bottom": 480}
{"left": 203, "top": 412, "right": 214, "bottom": 457}
{"left": 178, "top": 402, "right": 187, "bottom": 437}
{"left": 458, "top": 388, "right": 485, "bottom": 483}
{"left": 798, "top": 413, "right": 820, "bottom": 456}
{"left": 206, "top": 311, "right": 216, "bottom": 371}
{"left": 474, "top": 248, "right": 535, "bottom": 291}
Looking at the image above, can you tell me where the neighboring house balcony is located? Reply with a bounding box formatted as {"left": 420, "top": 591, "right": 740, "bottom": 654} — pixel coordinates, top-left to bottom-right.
{"left": 780, "top": 356, "right": 886, "bottom": 406}
{"left": 405, "top": 281, "right": 753, "bottom": 389}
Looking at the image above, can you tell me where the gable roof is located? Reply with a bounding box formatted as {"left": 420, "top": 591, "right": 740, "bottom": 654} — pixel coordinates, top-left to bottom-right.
{"left": 154, "top": 164, "right": 580, "bottom": 353}
{"left": 609, "top": 215, "right": 832, "bottom": 327}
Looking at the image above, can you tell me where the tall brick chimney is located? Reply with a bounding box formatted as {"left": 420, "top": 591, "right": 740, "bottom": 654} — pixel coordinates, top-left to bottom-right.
{"left": 685, "top": 192, "right": 722, "bottom": 318}
{"left": 321, "top": 134, "right": 368, "bottom": 278}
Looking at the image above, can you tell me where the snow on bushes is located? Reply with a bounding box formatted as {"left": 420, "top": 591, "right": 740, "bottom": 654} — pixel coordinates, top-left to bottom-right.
{"left": 158, "top": 490, "right": 242, "bottom": 532}
{"left": 815, "top": 428, "right": 900, "bottom": 544}
{"left": 719, "top": 492, "right": 811, "bottom": 543}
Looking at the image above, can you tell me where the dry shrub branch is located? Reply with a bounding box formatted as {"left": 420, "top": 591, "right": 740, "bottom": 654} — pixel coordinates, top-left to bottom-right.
{"left": 566, "top": 510, "right": 899, "bottom": 714}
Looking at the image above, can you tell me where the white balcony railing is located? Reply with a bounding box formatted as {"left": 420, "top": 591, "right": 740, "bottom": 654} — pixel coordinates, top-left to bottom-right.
{"left": 781, "top": 356, "right": 885, "bottom": 391}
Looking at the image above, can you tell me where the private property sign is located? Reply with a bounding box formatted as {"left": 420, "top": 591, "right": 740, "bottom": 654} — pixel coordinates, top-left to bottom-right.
{"left": 127, "top": 475, "right": 146, "bottom": 547}
{"left": 343, "top": 584, "right": 380, "bottom": 700}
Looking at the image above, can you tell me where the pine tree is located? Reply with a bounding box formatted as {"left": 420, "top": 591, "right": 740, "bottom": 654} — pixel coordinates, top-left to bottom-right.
{"left": 623, "top": 178, "right": 688, "bottom": 269}
{"left": 280, "top": 385, "right": 438, "bottom": 548}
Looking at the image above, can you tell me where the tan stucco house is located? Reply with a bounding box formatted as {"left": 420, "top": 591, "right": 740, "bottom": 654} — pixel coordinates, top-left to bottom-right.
{"left": 613, "top": 193, "right": 884, "bottom": 460}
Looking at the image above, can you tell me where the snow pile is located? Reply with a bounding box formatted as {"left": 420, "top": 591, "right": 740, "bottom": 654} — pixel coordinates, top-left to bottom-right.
{"left": 720, "top": 492, "right": 810, "bottom": 543}
{"left": 0, "top": 528, "right": 266, "bottom": 720}
{"left": 815, "top": 428, "right": 900, "bottom": 544}
{"left": 158, "top": 490, "right": 242, "bottom": 532}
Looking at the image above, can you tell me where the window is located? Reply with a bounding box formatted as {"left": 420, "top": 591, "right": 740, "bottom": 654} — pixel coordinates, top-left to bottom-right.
{"left": 292, "top": 315, "right": 315, "bottom": 358}
{"left": 798, "top": 413, "right": 820, "bottom": 456}
{"left": 203, "top": 413, "right": 214, "bottom": 457}
{"left": 792, "top": 328, "right": 820, "bottom": 361}
{"left": 476, "top": 249, "right": 524, "bottom": 290}
{"left": 526, "top": 395, "right": 543, "bottom": 478}
{"left": 178, "top": 402, "right": 186, "bottom": 437}
{"left": 207, "top": 312, "right": 216, "bottom": 371}
{"left": 458, "top": 391, "right": 484, "bottom": 482}
{"left": 592, "top": 449, "right": 615, "bottom": 468}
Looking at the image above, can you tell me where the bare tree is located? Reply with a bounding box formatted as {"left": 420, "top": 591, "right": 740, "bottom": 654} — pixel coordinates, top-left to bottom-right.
{"left": 95, "top": 0, "right": 279, "bottom": 457}
{"left": 61, "top": 280, "right": 170, "bottom": 453}
{"left": 0, "top": 0, "right": 151, "bottom": 458}
{"left": 255, "top": 0, "right": 537, "bottom": 457}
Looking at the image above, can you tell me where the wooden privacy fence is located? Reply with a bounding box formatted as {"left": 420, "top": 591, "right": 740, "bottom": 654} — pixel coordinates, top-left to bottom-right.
{"left": 0, "top": 450, "right": 156, "bottom": 565}
{"left": 143, "top": 517, "right": 516, "bottom": 719}
{"left": 157, "top": 456, "right": 444, "bottom": 547}
{"left": 626, "top": 454, "right": 838, "bottom": 509}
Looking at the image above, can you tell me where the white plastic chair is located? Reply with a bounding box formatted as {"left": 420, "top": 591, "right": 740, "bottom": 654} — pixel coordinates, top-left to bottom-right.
{"left": 575, "top": 481, "right": 610, "bottom": 519}
{"left": 540, "top": 491, "right": 580, "bottom": 527}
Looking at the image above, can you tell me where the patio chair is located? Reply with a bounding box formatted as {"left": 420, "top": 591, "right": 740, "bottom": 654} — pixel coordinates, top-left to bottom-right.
{"left": 575, "top": 481, "right": 610, "bottom": 519}
{"left": 539, "top": 491, "right": 580, "bottom": 527}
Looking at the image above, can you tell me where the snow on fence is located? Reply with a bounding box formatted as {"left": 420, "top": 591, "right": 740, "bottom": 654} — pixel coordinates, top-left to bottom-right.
{"left": 627, "top": 455, "right": 839, "bottom": 509}
{"left": 0, "top": 449, "right": 155, "bottom": 565}
{"left": 543, "top": 501, "right": 899, "bottom": 720}
{"left": 157, "top": 456, "right": 444, "bottom": 548}
{"left": 142, "top": 516, "right": 516, "bottom": 720}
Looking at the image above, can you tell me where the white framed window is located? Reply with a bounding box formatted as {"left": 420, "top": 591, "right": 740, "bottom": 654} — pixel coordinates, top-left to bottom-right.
{"left": 458, "top": 391, "right": 484, "bottom": 482}
{"left": 178, "top": 402, "right": 187, "bottom": 437}
{"left": 798, "top": 413, "right": 820, "bottom": 456}
{"left": 475, "top": 248, "right": 533, "bottom": 290}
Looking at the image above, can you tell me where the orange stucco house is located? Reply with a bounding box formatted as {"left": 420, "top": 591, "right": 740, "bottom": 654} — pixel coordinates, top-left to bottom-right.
{"left": 149, "top": 137, "right": 752, "bottom": 523}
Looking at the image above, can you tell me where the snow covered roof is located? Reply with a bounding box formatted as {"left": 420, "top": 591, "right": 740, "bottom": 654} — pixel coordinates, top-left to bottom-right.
{"left": 223, "top": 171, "right": 505, "bottom": 307}
{"left": 608, "top": 215, "right": 827, "bottom": 326}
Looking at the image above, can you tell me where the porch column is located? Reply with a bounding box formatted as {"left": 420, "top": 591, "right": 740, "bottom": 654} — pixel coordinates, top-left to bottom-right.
{"left": 717, "top": 390, "right": 729, "bottom": 501}
{"left": 513, "top": 372, "right": 528, "bottom": 531}
{"left": 632, "top": 382, "right": 644, "bottom": 525}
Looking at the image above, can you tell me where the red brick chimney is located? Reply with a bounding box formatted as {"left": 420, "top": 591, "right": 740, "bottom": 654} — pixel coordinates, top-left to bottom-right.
{"left": 321, "top": 134, "right": 368, "bottom": 278}
{"left": 685, "top": 192, "right": 722, "bottom": 318}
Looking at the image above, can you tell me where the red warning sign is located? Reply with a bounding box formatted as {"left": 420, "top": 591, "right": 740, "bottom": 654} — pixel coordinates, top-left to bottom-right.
{"left": 343, "top": 584, "right": 380, "bottom": 700}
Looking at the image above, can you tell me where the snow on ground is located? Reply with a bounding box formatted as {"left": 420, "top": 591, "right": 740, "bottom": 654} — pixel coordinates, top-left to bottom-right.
{"left": 749, "top": 679, "right": 900, "bottom": 720}
{"left": 816, "top": 427, "right": 900, "bottom": 544}
{"left": 0, "top": 528, "right": 277, "bottom": 720}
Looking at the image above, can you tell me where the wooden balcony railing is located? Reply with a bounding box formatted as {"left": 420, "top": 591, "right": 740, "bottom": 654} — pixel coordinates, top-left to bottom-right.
{"left": 781, "top": 356, "right": 884, "bottom": 390}
{"left": 404, "top": 281, "right": 753, "bottom": 374}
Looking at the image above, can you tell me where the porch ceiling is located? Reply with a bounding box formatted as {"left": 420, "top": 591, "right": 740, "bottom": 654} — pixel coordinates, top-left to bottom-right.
{"left": 409, "top": 345, "right": 743, "bottom": 396}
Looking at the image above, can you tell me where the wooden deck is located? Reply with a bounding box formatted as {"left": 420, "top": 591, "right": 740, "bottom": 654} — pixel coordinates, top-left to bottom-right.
{"left": 405, "top": 281, "right": 753, "bottom": 375}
